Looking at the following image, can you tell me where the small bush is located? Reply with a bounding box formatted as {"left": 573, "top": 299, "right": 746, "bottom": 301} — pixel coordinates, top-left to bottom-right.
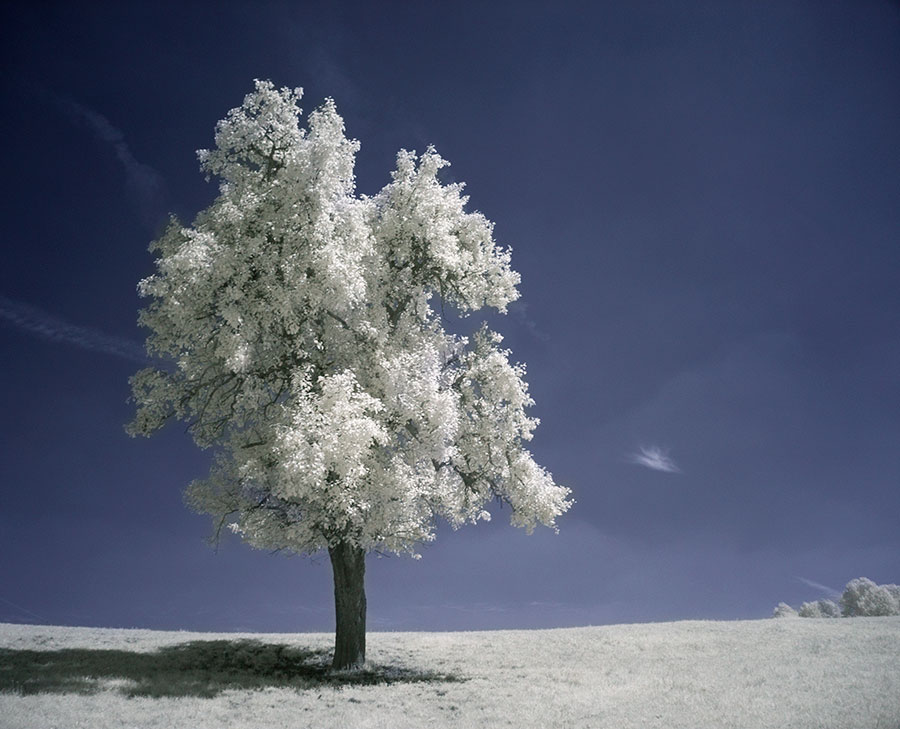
{"left": 773, "top": 577, "right": 900, "bottom": 619}
{"left": 773, "top": 602, "right": 798, "bottom": 618}
{"left": 798, "top": 599, "right": 840, "bottom": 618}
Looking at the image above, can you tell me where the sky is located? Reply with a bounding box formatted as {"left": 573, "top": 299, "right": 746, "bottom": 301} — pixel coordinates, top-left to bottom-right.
{"left": 1, "top": 0, "right": 898, "bottom": 633}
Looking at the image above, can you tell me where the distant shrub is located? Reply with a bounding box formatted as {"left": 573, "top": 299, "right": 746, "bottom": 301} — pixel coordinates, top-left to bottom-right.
{"left": 773, "top": 577, "right": 900, "bottom": 619}
{"left": 840, "top": 578, "right": 900, "bottom": 617}
{"left": 798, "top": 599, "right": 840, "bottom": 618}
{"left": 773, "top": 602, "right": 798, "bottom": 618}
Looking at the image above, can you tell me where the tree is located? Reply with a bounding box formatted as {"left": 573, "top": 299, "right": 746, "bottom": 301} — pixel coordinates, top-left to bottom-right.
{"left": 128, "top": 81, "right": 572, "bottom": 670}
{"left": 840, "top": 578, "right": 900, "bottom": 617}
{"left": 797, "top": 599, "right": 840, "bottom": 618}
{"left": 772, "top": 602, "right": 798, "bottom": 618}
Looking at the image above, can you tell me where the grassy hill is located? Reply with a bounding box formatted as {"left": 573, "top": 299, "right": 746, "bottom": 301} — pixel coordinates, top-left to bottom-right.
{"left": 1, "top": 617, "right": 898, "bottom": 728}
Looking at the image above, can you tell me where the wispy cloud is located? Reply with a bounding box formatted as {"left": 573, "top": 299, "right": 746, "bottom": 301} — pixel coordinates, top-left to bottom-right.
{"left": 0, "top": 295, "right": 147, "bottom": 363}
{"left": 627, "top": 445, "right": 681, "bottom": 473}
{"left": 509, "top": 300, "right": 550, "bottom": 343}
{"left": 305, "top": 44, "right": 363, "bottom": 111}
{"left": 57, "top": 97, "right": 166, "bottom": 227}
{"left": 796, "top": 577, "right": 841, "bottom": 597}
{"left": 410, "top": 602, "right": 509, "bottom": 614}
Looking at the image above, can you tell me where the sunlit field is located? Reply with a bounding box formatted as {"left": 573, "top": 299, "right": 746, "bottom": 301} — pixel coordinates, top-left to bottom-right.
{"left": 2, "top": 618, "right": 898, "bottom": 729}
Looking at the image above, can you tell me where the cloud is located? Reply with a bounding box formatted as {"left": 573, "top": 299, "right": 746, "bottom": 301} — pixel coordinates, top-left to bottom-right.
{"left": 627, "top": 445, "right": 681, "bottom": 473}
{"left": 0, "top": 295, "right": 147, "bottom": 364}
{"left": 58, "top": 98, "right": 166, "bottom": 227}
{"left": 305, "top": 44, "right": 363, "bottom": 111}
{"left": 509, "top": 300, "right": 550, "bottom": 343}
{"left": 796, "top": 577, "right": 841, "bottom": 597}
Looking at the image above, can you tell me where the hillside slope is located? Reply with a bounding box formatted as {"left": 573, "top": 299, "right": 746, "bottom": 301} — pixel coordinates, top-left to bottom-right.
{"left": 1, "top": 618, "right": 898, "bottom": 729}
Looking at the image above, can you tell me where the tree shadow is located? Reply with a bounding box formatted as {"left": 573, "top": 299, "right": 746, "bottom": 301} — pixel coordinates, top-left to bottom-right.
{"left": 0, "top": 639, "right": 463, "bottom": 698}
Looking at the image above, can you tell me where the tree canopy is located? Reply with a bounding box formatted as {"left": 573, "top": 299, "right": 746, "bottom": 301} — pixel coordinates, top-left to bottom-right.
{"left": 129, "top": 79, "right": 571, "bottom": 562}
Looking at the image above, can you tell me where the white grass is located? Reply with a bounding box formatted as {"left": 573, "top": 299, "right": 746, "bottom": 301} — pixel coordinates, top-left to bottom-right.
{"left": 2, "top": 617, "right": 899, "bottom": 729}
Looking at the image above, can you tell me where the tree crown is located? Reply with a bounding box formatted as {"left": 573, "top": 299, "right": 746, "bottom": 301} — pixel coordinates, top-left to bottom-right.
{"left": 129, "top": 80, "right": 571, "bottom": 556}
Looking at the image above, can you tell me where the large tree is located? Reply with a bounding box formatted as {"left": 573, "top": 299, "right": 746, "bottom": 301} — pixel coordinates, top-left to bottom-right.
{"left": 129, "top": 80, "right": 571, "bottom": 670}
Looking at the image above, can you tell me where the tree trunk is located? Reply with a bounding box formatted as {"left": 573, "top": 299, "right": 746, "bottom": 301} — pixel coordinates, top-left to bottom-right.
{"left": 328, "top": 541, "right": 366, "bottom": 670}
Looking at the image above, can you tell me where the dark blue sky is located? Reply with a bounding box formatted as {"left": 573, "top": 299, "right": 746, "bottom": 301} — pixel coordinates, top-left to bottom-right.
{"left": 1, "top": 0, "right": 898, "bottom": 632}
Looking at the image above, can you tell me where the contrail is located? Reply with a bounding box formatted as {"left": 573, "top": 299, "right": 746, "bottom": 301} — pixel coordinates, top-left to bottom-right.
{"left": 0, "top": 596, "right": 44, "bottom": 623}
{"left": 796, "top": 577, "right": 841, "bottom": 597}
{"left": 0, "top": 295, "right": 147, "bottom": 364}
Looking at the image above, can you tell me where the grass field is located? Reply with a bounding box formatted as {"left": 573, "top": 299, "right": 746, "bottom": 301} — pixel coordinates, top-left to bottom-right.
{"left": 1, "top": 617, "right": 898, "bottom": 728}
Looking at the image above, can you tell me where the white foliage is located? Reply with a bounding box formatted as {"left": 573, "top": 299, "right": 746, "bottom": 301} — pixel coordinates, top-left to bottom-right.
{"left": 797, "top": 599, "right": 840, "bottom": 618}
{"left": 840, "top": 578, "right": 900, "bottom": 617}
{"left": 129, "top": 80, "right": 571, "bottom": 556}
{"left": 775, "top": 578, "right": 900, "bottom": 619}
{"left": 772, "top": 602, "right": 798, "bottom": 618}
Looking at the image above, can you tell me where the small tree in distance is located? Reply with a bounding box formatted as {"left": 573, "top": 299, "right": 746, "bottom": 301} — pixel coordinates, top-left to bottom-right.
{"left": 797, "top": 599, "right": 840, "bottom": 618}
{"left": 128, "top": 81, "right": 572, "bottom": 670}
{"left": 772, "top": 602, "right": 798, "bottom": 618}
{"left": 773, "top": 577, "right": 900, "bottom": 620}
{"left": 840, "top": 578, "right": 900, "bottom": 617}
